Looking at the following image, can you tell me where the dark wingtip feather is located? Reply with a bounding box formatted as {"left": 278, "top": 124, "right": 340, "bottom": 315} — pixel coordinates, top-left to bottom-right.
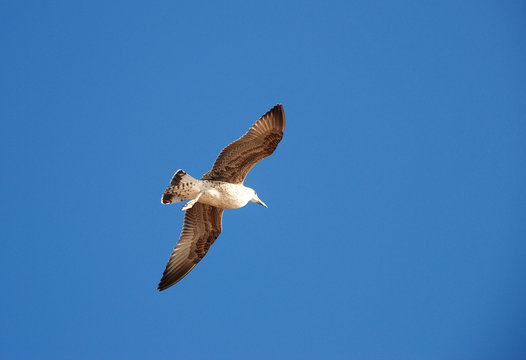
{"left": 266, "top": 104, "right": 285, "bottom": 132}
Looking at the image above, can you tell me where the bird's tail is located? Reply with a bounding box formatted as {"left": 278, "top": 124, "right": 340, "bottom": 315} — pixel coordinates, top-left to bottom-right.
{"left": 161, "top": 169, "right": 199, "bottom": 204}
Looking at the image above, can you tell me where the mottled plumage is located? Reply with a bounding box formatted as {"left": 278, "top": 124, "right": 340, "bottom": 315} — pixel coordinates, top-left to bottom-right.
{"left": 202, "top": 105, "right": 285, "bottom": 183}
{"left": 158, "top": 104, "right": 285, "bottom": 291}
{"left": 157, "top": 203, "right": 223, "bottom": 291}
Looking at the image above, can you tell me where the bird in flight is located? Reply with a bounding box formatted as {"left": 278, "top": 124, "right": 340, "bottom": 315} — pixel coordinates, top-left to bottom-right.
{"left": 158, "top": 104, "right": 285, "bottom": 291}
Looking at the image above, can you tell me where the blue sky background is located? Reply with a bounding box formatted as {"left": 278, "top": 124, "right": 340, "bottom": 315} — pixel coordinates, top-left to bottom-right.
{"left": 1, "top": 1, "right": 525, "bottom": 359}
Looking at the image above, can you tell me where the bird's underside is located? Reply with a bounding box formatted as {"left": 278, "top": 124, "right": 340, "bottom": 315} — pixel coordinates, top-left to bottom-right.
{"left": 158, "top": 104, "right": 285, "bottom": 291}
{"left": 162, "top": 171, "right": 262, "bottom": 210}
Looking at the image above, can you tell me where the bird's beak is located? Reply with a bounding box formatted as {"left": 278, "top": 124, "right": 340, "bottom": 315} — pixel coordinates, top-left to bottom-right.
{"left": 255, "top": 195, "right": 268, "bottom": 208}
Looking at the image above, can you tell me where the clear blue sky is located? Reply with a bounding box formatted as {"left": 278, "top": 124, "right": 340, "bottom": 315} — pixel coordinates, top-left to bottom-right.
{"left": 1, "top": 1, "right": 525, "bottom": 359}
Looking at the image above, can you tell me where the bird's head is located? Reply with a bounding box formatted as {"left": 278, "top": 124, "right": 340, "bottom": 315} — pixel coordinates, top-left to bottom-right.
{"left": 249, "top": 188, "right": 268, "bottom": 208}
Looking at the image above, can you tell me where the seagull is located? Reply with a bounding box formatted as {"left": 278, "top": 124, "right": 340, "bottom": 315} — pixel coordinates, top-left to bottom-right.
{"left": 158, "top": 104, "right": 285, "bottom": 291}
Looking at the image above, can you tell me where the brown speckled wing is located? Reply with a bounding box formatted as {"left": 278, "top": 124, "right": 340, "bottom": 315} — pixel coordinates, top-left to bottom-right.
{"left": 201, "top": 104, "right": 285, "bottom": 184}
{"left": 157, "top": 203, "right": 224, "bottom": 291}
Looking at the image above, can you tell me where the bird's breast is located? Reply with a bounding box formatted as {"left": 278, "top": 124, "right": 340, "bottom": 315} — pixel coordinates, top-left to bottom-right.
{"left": 199, "top": 181, "right": 248, "bottom": 209}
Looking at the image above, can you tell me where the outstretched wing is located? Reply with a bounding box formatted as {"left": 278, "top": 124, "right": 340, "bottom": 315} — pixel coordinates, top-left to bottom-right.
{"left": 158, "top": 203, "right": 224, "bottom": 291}
{"left": 201, "top": 104, "right": 285, "bottom": 184}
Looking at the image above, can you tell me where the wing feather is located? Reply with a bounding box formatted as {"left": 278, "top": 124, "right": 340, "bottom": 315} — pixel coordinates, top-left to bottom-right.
{"left": 157, "top": 203, "right": 223, "bottom": 291}
{"left": 201, "top": 104, "right": 285, "bottom": 183}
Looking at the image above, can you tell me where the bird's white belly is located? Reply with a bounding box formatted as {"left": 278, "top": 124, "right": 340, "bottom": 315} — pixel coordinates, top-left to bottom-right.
{"left": 198, "top": 181, "right": 248, "bottom": 209}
